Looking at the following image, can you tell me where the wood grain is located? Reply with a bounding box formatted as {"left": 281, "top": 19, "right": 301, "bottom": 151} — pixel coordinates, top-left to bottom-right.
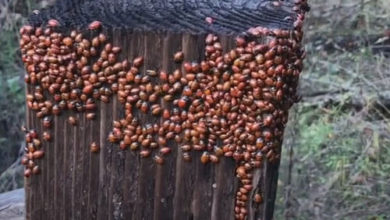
{"left": 121, "top": 30, "right": 140, "bottom": 219}
{"left": 24, "top": 85, "right": 31, "bottom": 220}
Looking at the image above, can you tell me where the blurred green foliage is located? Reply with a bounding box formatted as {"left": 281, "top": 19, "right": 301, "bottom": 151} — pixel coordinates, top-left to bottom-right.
{"left": 0, "top": 31, "right": 25, "bottom": 169}
{"left": 0, "top": 0, "right": 36, "bottom": 191}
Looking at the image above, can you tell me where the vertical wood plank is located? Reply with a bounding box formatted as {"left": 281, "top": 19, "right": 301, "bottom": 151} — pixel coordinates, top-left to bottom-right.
{"left": 30, "top": 93, "right": 36, "bottom": 220}
{"left": 40, "top": 96, "right": 48, "bottom": 220}
{"left": 113, "top": 29, "right": 128, "bottom": 219}
{"left": 108, "top": 97, "right": 125, "bottom": 220}
{"left": 64, "top": 112, "right": 75, "bottom": 220}
{"left": 122, "top": 30, "right": 140, "bottom": 219}
{"left": 152, "top": 32, "right": 182, "bottom": 220}
{"left": 96, "top": 99, "right": 111, "bottom": 220}
{"left": 80, "top": 111, "right": 91, "bottom": 219}
{"left": 136, "top": 32, "right": 160, "bottom": 220}
{"left": 87, "top": 103, "right": 101, "bottom": 219}
{"left": 192, "top": 159, "right": 214, "bottom": 220}
{"left": 61, "top": 111, "right": 69, "bottom": 220}
{"left": 97, "top": 27, "right": 114, "bottom": 218}
{"left": 210, "top": 35, "right": 237, "bottom": 220}
{"left": 133, "top": 31, "right": 157, "bottom": 220}
{"left": 53, "top": 110, "right": 65, "bottom": 220}
{"left": 105, "top": 28, "right": 116, "bottom": 220}
{"left": 50, "top": 113, "right": 60, "bottom": 218}
{"left": 262, "top": 162, "right": 280, "bottom": 220}
{"left": 73, "top": 112, "right": 83, "bottom": 219}
{"left": 36, "top": 114, "right": 44, "bottom": 219}
{"left": 249, "top": 167, "right": 264, "bottom": 219}
{"left": 107, "top": 28, "right": 126, "bottom": 220}
{"left": 129, "top": 31, "right": 143, "bottom": 220}
{"left": 25, "top": 85, "right": 32, "bottom": 220}
{"left": 211, "top": 157, "right": 237, "bottom": 220}
{"left": 189, "top": 33, "right": 215, "bottom": 220}
{"left": 46, "top": 110, "right": 54, "bottom": 220}
{"left": 30, "top": 105, "right": 38, "bottom": 219}
{"left": 172, "top": 33, "right": 202, "bottom": 220}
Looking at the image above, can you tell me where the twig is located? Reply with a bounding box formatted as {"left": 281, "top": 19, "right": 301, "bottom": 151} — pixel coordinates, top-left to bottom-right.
{"left": 0, "top": 204, "right": 11, "bottom": 212}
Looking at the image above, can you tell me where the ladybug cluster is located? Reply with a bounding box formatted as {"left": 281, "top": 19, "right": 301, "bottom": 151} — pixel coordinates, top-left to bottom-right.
{"left": 21, "top": 128, "right": 45, "bottom": 177}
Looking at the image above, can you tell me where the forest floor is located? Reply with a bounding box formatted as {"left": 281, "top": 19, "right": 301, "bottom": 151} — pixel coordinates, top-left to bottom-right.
{"left": 0, "top": 0, "right": 389, "bottom": 219}
{"left": 275, "top": 0, "right": 390, "bottom": 219}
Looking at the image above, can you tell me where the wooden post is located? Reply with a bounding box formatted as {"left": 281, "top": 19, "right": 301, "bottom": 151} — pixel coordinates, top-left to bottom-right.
{"left": 21, "top": 1, "right": 309, "bottom": 219}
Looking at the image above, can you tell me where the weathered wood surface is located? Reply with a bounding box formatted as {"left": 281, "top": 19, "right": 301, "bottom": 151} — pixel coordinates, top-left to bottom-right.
{"left": 29, "top": 0, "right": 296, "bottom": 34}
{"left": 24, "top": 31, "right": 281, "bottom": 220}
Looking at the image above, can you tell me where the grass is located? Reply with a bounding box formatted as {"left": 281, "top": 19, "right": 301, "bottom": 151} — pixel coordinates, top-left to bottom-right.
{"left": 277, "top": 102, "right": 390, "bottom": 219}
{"left": 276, "top": 0, "right": 390, "bottom": 219}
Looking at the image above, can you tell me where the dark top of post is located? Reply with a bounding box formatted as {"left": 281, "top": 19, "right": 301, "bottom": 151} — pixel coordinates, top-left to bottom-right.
{"left": 28, "top": 0, "right": 307, "bottom": 34}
